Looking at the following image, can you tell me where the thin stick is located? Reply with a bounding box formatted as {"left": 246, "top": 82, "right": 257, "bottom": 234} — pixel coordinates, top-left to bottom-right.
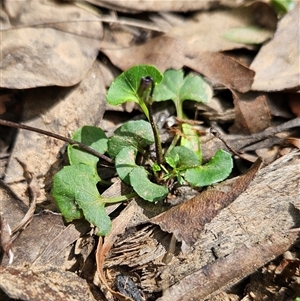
{"left": 0, "top": 118, "right": 113, "bottom": 163}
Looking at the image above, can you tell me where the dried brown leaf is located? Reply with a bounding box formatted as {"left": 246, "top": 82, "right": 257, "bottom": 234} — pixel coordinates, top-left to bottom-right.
{"left": 4, "top": 212, "right": 66, "bottom": 267}
{"left": 157, "top": 233, "right": 298, "bottom": 301}
{"left": 96, "top": 201, "right": 137, "bottom": 301}
{"left": 0, "top": 266, "right": 97, "bottom": 301}
{"left": 151, "top": 159, "right": 262, "bottom": 246}
{"left": 11, "top": 159, "right": 39, "bottom": 236}
{"left": 251, "top": 3, "right": 300, "bottom": 91}
{"left": 4, "top": 60, "right": 106, "bottom": 204}
{"left": 103, "top": 35, "right": 254, "bottom": 92}
{"left": 96, "top": 0, "right": 253, "bottom": 12}
{"left": 184, "top": 52, "right": 254, "bottom": 92}
{"left": 230, "top": 91, "right": 272, "bottom": 134}
{"left": 170, "top": 7, "right": 264, "bottom": 53}
{"left": 1, "top": 0, "right": 102, "bottom": 88}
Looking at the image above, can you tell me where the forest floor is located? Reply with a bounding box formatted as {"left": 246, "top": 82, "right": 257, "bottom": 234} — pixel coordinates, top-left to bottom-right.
{"left": 0, "top": 1, "right": 299, "bottom": 300}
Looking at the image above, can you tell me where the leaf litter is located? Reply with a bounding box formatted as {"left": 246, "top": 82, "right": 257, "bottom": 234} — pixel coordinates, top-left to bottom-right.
{"left": 0, "top": 1, "right": 300, "bottom": 301}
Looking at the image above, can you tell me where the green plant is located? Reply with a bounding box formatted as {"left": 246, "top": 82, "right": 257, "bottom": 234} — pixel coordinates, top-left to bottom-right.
{"left": 271, "top": 0, "right": 294, "bottom": 15}
{"left": 52, "top": 65, "right": 233, "bottom": 235}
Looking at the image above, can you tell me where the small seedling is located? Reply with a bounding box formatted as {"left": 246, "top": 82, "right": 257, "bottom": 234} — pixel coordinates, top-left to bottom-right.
{"left": 52, "top": 65, "right": 233, "bottom": 235}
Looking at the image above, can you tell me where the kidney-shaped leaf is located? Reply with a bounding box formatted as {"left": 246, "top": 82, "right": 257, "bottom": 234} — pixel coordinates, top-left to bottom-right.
{"left": 153, "top": 69, "right": 212, "bottom": 117}
{"left": 52, "top": 165, "right": 84, "bottom": 222}
{"left": 166, "top": 146, "right": 200, "bottom": 169}
{"left": 52, "top": 164, "right": 111, "bottom": 235}
{"left": 185, "top": 149, "right": 233, "bottom": 187}
{"left": 108, "top": 120, "right": 154, "bottom": 158}
{"left": 130, "top": 166, "right": 168, "bottom": 202}
{"left": 106, "top": 65, "right": 163, "bottom": 106}
{"left": 68, "top": 126, "right": 108, "bottom": 167}
{"left": 115, "top": 146, "right": 137, "bottom": 184}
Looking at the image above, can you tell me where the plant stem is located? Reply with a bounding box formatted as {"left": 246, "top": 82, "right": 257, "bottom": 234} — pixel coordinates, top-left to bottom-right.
{"left": 147, "top": 104, "right": 164, "bottom": 165}
{"left": 102, "top": 192, "right": 137, "bottom": 203}
{"left": 137, "top": 76, "right": 164, "bottom": 166}
{"left": 0, "top": 118, "right": 113, "bottom": 163}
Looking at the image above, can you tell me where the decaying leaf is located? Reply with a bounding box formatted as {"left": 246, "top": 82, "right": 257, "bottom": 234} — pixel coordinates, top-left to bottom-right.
{"left": 251, "top": 3, "right": 300, "bottom": 91}
{"left": 169, "top": 7, "right": 272, "bottom": 52}
{"left": 1, "top": 0, "right": 102, "bottom": 89}
{"left": 230, "top": 91, "right": 272, "bottom": 134}
{"left": 185, "top": 52, "right": 254, "bottom": 93}
{"left": 0, "top": 266, "right": 97, "bottom": 301}
{"left": 11, "top": 159, "right": 39, "bottom": 236}
{"left": 4, "top": 60, "right": 107, "bottom": 205}
{"left": 157, "top": 151, "right": 300, "bottom": 295}
{"left": 151, "top": 158, "right": 262, "bottom": 246}
{"left": 103, "top": 35, "right": 254, "bottom": 93}
{"left": 157, "top": 233, "right": 298, "bottom": 301}
{"left": 96, "top": 201, "right": 137, "bottom": 301}
{"left": 96, "top": 0, "right": 254, "bottom": 12}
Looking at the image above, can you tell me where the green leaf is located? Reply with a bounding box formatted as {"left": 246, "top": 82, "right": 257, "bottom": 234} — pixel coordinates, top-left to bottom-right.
{"left": 181, "top": 123, "right": 202, "bottom": 162}
{"left": 115, "top": 146, "right": 137, "bottom": 184}
{"left": 107, "top": 120, "right": 154, "bottom": 158}
{"left": 185, "top": 149, "right": 233, "bottom": 187}
{"left": 106, "top": 65, "right": 163, "bottom": 118}
{"left": 271, "top": 0, "right": 294, "bottom": 14}
{"left": 52, "top": 165, "right": 84, "bottom": 222}
{"left": 52, "top": 164, "right": 111, "bottom": 236}
{"left": 152, "top": 163, "right": 161, "bottom": 172}
{"left": 165, "top": 153, "right": 179, "bottom": 169}
{"left": 167, "top": 146, "right": 200, "bottom": 169}
{"left": 221, "top": 26, "right": 273, "bottom": 45}
{"left": 129, "top": 166, "right": 168, "bottom": 202}
{"left": 153, "top": 69, "right": 212, "bottom": 118}
{"left": 68, "top": 126, "right": 108, "bottom": 167}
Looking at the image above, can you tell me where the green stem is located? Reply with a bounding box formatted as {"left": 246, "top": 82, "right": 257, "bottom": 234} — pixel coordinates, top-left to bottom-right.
{"left": 164, "top": 134, "right": 180, "bottom": 158}
{"left": 102, "top": 192, "right": 137, "bottom": 203}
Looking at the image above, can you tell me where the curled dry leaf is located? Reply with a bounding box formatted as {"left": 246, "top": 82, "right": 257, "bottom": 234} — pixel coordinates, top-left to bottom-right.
{"left": 1, "top": 0, "right": 102, "bottom": 88}
{"left": 250, "top": 3, "right": 300, "bottom": 91}
{"left": 96, "top": 201, "right": 137, "bottom": 301}
{"left": 151, "top": 158, "right": 262, "bottom": 246}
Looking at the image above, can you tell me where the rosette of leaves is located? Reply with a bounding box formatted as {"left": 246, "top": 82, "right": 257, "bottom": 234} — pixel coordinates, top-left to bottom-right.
{"left": 52, "top": 65, "right": 234, "bottom": 237}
